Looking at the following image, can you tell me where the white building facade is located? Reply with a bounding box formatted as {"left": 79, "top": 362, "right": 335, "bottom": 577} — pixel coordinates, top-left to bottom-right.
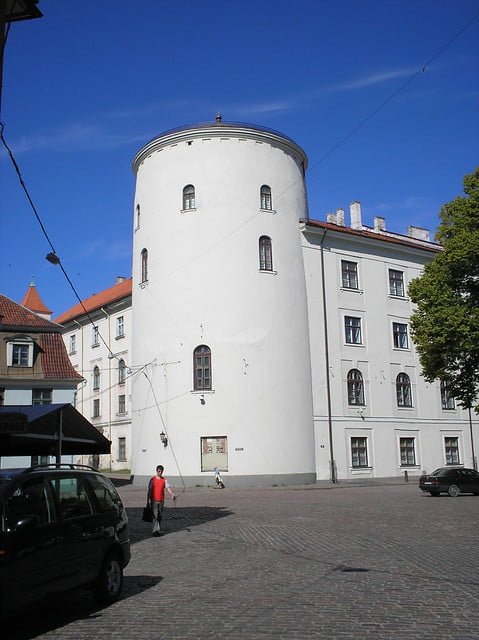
{"left": 128, "top": 119, "right": 477, "bottom": 486}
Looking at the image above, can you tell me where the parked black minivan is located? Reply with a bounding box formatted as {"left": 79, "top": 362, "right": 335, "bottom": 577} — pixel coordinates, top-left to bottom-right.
{"left": 0, "top": 464, "right": 130, "bottom": 616}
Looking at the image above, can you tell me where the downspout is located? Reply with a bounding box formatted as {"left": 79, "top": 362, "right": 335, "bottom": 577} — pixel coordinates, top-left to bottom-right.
{"left": 319, "top": 229, "right": 337, "bottom": 483}
{"left": 56, "top": 408, "right": 63, "bottom": 464}
{"left": 100, "top": 307, "right": 112, "bottom": 471}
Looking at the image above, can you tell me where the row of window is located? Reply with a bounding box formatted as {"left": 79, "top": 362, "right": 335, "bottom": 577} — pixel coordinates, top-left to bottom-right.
{"left": 140, "top": 236, "right": 275, "bottom": 284}
{"left": 92, "top": 359, "right": 127, "bottom": 391}
{"left": 68, "top": 317, "right": 125, "bottom": 354}
{"left": 346, "top": 369, "right": 455, "bottom": 410}
{"left": 91, "top": 394, "right": 126, "bottom": 419}
{"left": 351, "top": 435, "right": 460, "bottom": 468}
{"left": 135, "top": 185, "right": 273, "bottom": 226}
{"left": 344, "top": 316, "right": 410, "bottom": 349}
{"left": 342, "top": 260, "right": 406, "bottom": 297}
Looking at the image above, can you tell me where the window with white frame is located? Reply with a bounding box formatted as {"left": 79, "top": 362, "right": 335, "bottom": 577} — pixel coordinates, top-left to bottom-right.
{"left": 344, "top": 316, "right": 362, "bottom": 345}
{"left": 393, "top": 322, "right": 408, "bottom": 349}
{"left": 69, "top": 334, "right": 76, "bottom": 354}
{"left": 93, "top": 398, "right": 100, "bottom": 418}
{"left": 389, "top": 269, "right": 405, "bottom": 297}
{"left": 351, "top": 437, "right": 368, "bottom": 468}
{"left": 440, "top": 380, "right": 455, "bottom": 410}
{"left": 93, "top": 366, "right": 101, "bottom": 390}
{"left": 116, "top": 316, "right": 125, "bottom": 338}
{"left": 194, "top": 345, "right": 212, "bottom": 391}
{"left": 400, "top": 437, "right": 416, "bottom": 466}
{"left": 141, "top": 248, "right": 148, "bottom": 283}
{"left": 118, "top": 394, "right": 126, "bottom": 414}
{"left": 7, "top": 339, "right": 34, "bottom": 367}
{"left": 259, "top": 236, "right": 273, "bottom": 271}
{"left": 341, "top": 261, "right": 358, "bottom": 290}
{"left": 118, "top": 437, "right": 126, "bottom": 462}
{"left": 260, "top": 185, "right": 272, "bottom": 210}
{"left": 396, "top": 373, "right": 412, "bottom": 407}
{"left": 32, "top": 389, "right": 52, "bottom": 405}
{"left": 182, "top": 184, "right": 196, "bottom": 210}
{"left": 92, "top": 326, "right": 99, "bottom": 347}
{"left": 347, "top": 369, "right": 364, "bottom": 405}
{"left": 445, "top": 437, "right": 460, "bottom": 465}
{"left": 118, "top": 359, "right": 126, "bottom": 385}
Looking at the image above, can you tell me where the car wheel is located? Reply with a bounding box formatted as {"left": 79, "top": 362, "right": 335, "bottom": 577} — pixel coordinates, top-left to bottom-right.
{"left": 92, "top": 551, "right": 123, "bottom": 604}
{"left": 447, "top": 484, "right": 460, "bottom": 497}
{"left": 429, "top": 491, "right": 440, "bottom": 497}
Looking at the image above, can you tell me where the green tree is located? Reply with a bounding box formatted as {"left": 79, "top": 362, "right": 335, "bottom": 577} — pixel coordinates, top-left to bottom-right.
{"left": 409, "top": 168, "right": 479, "bottom": 412}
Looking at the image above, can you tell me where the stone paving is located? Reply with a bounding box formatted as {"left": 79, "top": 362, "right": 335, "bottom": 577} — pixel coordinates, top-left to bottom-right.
{"left": 4, "top": 481, "right": 479, "bottom": 640}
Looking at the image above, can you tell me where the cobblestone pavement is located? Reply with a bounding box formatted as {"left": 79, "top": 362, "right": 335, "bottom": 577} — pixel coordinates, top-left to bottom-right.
{"left": 5, "top": 481, "right": 479, "bottom": 640}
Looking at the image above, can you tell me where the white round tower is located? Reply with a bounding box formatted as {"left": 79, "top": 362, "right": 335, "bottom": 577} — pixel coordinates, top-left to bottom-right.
{"left": 131, "top": 119, "right": 315, "bottom": 486}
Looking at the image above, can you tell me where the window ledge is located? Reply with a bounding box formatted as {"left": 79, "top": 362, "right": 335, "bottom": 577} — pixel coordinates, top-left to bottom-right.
{"left": 191, "top": 390, "right": 215, "bottom": 395}
{"left": 392, "top": 347, "right": 410, "bottom": 352}
{"left": 180, "top": 207, "right": 197, "bottom": 214}
{"left": 92, "top": 343, "right": 100, "bottom": 349}
{"left": 259, "top": 269, "right": 278, "bottom": 276}
{"left": 350, "top": 467, "right": 373, "bottom": 473}
{"left": 115, "top": 334, "right": 125, "bottom": 340}
{"left": 397, "top": 406, "right": 414, "bottom": 411}
{"left": 139, "top": 280, "right": 149, "bottom": 289}
{"left": 399, "top": 465, "right": 420, "bottom": 469}
{"left": 344, "top": 342, "right": 364, "bottom": 348}
{"left": 340, "top": 287, "right": 364, "bottom": 295}
{"left": 260, "top": 208, "right": 276, "bottom": 215}
{"left": 69, "top": 350, "right": 77, "bottom": 356}
{"left": 388, "top": 294, "right": 409, "bottom": 302}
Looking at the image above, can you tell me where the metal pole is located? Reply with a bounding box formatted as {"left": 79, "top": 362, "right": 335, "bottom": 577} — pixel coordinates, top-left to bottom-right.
{"left": 468, "top": 407, "right": 477, "bottom": 471}
{"left": 56, "top": 409, "right": 63, "bottom": 464}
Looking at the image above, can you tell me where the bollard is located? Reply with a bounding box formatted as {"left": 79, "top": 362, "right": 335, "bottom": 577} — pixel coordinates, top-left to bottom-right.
{"left": 404, "top": 470, "right": 409, "bottom": 483}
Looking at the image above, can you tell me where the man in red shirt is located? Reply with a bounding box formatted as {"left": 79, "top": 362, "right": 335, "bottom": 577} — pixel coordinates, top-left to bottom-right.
{"left": 147, "top": 465, "right": 176, "bottom": 536}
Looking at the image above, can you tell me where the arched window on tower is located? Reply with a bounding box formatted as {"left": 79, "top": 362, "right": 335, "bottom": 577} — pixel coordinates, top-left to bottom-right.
{"left": 193, "top": 345, "right": 212, "bottom": 390}
{"left": 183, "top": 184, "right": 196, "bottom": 210}
{"left": 259, "top": 236, "right": 273, "bottom": 271}
{"left": 260, "top": 185, "right": 272, "bottom": 210}
{"left": 396, "top": 372, "right": 412, "bottom": 407}
{"left": 347, "top": 369, "right": 364, "bottom": 406}
{"left": 93, "top": 366, "right": 100, "bottom": 391}
{"left": 141, "top": 248, "right": 148, "bottom": 283}
{"left": 136, "top": 204, "right": 140, "bottom": 229}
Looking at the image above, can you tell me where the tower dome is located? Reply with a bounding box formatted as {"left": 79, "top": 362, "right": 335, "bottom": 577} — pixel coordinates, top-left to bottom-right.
{"left": 131, "top": 120, "right": 315, "bottom": 486}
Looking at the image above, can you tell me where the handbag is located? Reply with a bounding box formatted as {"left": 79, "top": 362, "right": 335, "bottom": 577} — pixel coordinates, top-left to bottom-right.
{"left": 142, "top": 505, "right": 153, "bottom": 522}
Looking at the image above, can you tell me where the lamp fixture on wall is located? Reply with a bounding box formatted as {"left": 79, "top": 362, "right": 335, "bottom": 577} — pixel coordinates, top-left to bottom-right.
{"left": 160, "top": 431, "right": 168, "bottom": 448}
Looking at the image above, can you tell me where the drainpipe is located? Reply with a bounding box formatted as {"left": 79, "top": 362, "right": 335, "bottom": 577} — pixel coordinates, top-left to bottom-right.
{"left": 319, "top": 229, "right": 337, "bottom": 483}
{"left": 100, "top": 307, "right": 113, "bottom": 471}
{"left": 469, "top": 407, "right": 477, "bottom": 471}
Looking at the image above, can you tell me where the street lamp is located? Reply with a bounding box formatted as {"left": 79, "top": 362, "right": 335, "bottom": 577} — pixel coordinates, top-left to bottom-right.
{"left": 160, "top": 431, "right": 168, "bottom": 448}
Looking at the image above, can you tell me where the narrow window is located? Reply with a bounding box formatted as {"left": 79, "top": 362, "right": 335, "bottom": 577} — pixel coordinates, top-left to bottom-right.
{"left": 12, "top": 344, "right": 30, "bottom": 366}
{"left": 259, "top": 236, "right": 273, "bottom": 271}
{"left": 118, "top": 394, "right": 126, "bottom": 414}
{"left": 93, "top": 398, "right": 100, "bottom": 418}
{"left": 32, "top": 389, "right": 52, "bottom": 405}
{"left": 347, "top": 369, "right": 364, "bottom": 405}
{"left": 69, "top": 334, "right": 76, "bottom": 354}
{"left": 194, "top": 345, "right": 212, "bottom": 391}
{"left": 118, "top": 437, "right": 126, "bottom": 462}
{"left": 141, "top": 248, "right": 148, "bottom": 283}
{"left": 183, "top": 184, "right": 196, "bottom": 210}
{"left": 396, "top": 373, "right": 412, "bottom": 407}
{"left": 393, "top": 322, "right": 408, "bottom": 349}
{"left": 344, "top": 316, "right": 362, "bottom": 344}
{"left": 445, "top": 437, "right": 460, "bottom": 465}
{"left": 136, "top": 204, "right": 141, "bottom": 228}
{"left": 389, "top": 269, "right": 404, "bottom": 297}
{"left": 118, "top": 359, "right": 126, "bottom": 385}
{"left": 116, "top": 316, "right": 125, "bottom": 338}
{"left": 351, "top": 437, "right": 368, "bottom": 468}
{"left": 400, "top": 437, "right": 416, "bottom": 466}
{"left": 260, "top": 185, "right": 272, "bottom": 210}
{"left": 93, "top": 366, "right": 101, "bottom": 391}
{"left": 92, "top": 326, "right": 99, "bottom": 347}
{"left": 440, "top": 380, "right": 455, "bottom": 410}
{"left": 341, "top": 261, "right": 358, "bottom": 289}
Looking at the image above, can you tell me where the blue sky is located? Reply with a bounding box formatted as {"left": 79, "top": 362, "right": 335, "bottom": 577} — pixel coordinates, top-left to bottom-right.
{"left": 1, "top": 0, "right": 478, "bottom": 316}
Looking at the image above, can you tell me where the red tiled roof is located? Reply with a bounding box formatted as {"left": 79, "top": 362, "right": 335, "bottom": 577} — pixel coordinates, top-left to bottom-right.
{"left": 21, "top": 283, "right": 52, "bottom": 315}
{"left": 302, "top": 220, "right": 442, "bottom": 252}
{"left": 0, "top": 295, "right": 60, "bottom": 329}
{"left": 38, "top": 333, "right": 83, "bottom": 380}
{"left": 55, "top": 278, "right": 132, "bottom": 324}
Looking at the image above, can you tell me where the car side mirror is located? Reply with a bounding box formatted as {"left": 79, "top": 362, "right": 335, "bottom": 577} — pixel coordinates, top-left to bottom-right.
{"left": 15, "top": 516, "right": 37, "bottom": 531}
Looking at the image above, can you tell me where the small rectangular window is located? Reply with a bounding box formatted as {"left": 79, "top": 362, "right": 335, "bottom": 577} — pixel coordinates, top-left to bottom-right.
{"left": 92, "top": 326, "right": 99, "bottom": 347}
{"left": 344, "top": 316, "right": 362, "bottom": 344}
{"left": 32, "top": 389, "right": 52, "bottom": 405}
{"left": 440, "top": 380, "right": 455, "bottom": 410}
{"left": 69, "top": 334, "right": 76, "bottom": 354}
{"left": 445, "top": 437, "right": 460, "bottom": 465}
{"left": 351, "top": 437, "right": 368, "bottom": 468}
{"left": 341, "top": 261, "right": 358, "bottom": 289}
{"left": 400, "top": 437, "right": 416, "bottom": 466}
{"left": 116, "top": 316, "right": 125, "bottom": 338}
{"left": 12, "top": 344, "right": 30, "bottom": 366}
{"left": 118, "top": 394, "right": 126, "bottom": 414}
{"left": 118, "top": 437, "right": 126, "bottom": 462}
{"left": 393, "top": 322, "right": 408, "bottom": 349}
{"left": 389, "top": 269, "right": 405, "bottom": 297}
{"left": 93, "top": 398, "right": 100, "bottom": 418}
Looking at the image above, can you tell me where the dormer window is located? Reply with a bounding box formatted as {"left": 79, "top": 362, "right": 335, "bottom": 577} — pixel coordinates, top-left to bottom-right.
{"left": 7, "top": 337, "right": 34, "bottom": 367}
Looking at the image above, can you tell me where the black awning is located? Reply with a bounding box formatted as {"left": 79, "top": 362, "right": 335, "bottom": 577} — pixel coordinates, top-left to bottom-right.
{"left": 0, "top": 404, "right": 111, "bottom": 456}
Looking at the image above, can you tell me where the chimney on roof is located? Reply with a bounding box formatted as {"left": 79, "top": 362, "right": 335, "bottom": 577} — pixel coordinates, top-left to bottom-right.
{"left": 374, "top": 216, "right": 386, "bottom": 232}
{"left": 116, "top": 276, "right": 126, "bottom": 284}
{"left": 408, "top": 226, "right": 430, "bottom": 241}
{"left": 350, "top": 201, "right": 362, "bottom": 230}
{"left": 336, "top": 208, "right": 345, "bottom": 226}
{"left": 326, "top": 212, "right": 336, "bottom": 224}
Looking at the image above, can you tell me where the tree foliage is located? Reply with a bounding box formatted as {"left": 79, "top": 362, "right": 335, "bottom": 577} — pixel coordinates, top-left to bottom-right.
{"left": 409, "top": 167, "right": 479, "bottom": 412}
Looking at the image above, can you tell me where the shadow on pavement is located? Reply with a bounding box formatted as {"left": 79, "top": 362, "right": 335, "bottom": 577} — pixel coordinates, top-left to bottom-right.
{"left": 3, "top": 575, "right": 163, "bottom": 640}
{"left": 127, "top": 505, "right": 233, "bottom": 543}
